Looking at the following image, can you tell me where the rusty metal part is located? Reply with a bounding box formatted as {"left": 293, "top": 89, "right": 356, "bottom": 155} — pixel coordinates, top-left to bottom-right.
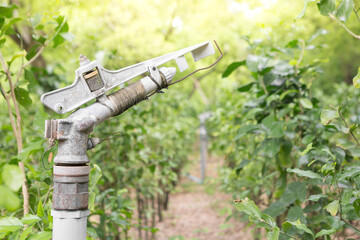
{"left": 83, "top": 68, "right": 104, "bottom": 92}
{"left": 53, "top": 166, "right": 90, "bottom": 210}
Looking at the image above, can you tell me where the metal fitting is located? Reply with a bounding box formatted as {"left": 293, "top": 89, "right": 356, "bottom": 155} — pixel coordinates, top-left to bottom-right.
{"left": 79, "top": 54, "right": 90, "bottom": 66}
{"left": 53, "top": 166, "right": 90, "bottom": 210}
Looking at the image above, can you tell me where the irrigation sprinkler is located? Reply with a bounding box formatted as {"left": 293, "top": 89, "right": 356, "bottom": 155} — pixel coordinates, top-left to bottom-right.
{"left": 40, "top": 40, "right": 222, "bottom": 240}
{"left": 186, "top": 111, "right": 212, "bottom": 184}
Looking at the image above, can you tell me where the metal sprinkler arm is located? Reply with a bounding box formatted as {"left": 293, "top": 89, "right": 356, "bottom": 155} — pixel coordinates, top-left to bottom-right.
{"left": 41, "top": 41, "right": 216, "bottom": 114}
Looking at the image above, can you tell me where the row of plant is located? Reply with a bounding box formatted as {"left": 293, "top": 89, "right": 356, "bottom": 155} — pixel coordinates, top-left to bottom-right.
{"left": 209, "top": 1, "right": 360, "bottom": 239}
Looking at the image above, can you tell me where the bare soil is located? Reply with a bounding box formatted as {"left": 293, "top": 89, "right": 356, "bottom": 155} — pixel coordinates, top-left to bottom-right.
{"left": 154, "top": 156, "right": 254, "bottom": 240}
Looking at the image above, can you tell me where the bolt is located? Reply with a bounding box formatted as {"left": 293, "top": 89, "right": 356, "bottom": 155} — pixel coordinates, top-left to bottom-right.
{"left": 79, "top": 54, "right": 90, "bottom": 66}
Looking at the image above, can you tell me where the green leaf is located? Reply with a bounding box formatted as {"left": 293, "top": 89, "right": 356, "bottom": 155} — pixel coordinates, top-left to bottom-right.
{"left": 148, "top": 164, "right": 156, "bottom": 173}
{"left": 246, "top": 55, "right": 270, "bottom": 73}
{"left": 235, "top": 159, "right": 250, "bottom": 175}
{"left": 222, "top": 60, "right": 246, "bottom": 78}
{"left": 87, "top": 227, "right": 98, "bottom": 239}
{"left": 60, "top": 32, "right": 75, "bottom": 41}
{"left": 279, "top": 89, "right": 298, "bottom": 100}
{"left": 307, "top": 194, "right": 327, "bottom": 202}
{"left": 37, "top": 199, "right": 44, "bottom": 217}
{"left": 267, "top": 226, "right": 280, "bottom": 240}
{"left": 15, "top": 87, "right": 32, "bottom": 108}
{"left": 2, "top": 164, "right": 23, "bottom": 191}
{"left": 30, "top": 14, "right": 42, "bottom": 27}
{"left": 350, "top": 124, "right": 358, "bottom": 132}
{"left": 0, "top": 217, "right": 23, "bottom": 235}
{"left": 270, "top": 122, "right": 284, "bottom": 138}
{"left": 353, "top": 199, "right": 360, "bottom": 217}
{"left": 296, "top": 0, "right": 316, "bottom": 19}
{"left": 264, "top": 201, "right": 288, "bottom": 218}
{"left": 0, "top": 186, "right": 20, "bottom": 211}
{"left": 322, "top": 148, "right": 336, "bottom": 160}
{"left": 278, "top": 140, "right": 293, "bottom": 167}
{"left": 315, "top": 228, "right": 336, "bottom": 238}
{"left": 261, "top": 213, "right": 277, "bottom": 228}
{"left": 282, "top": 221, "right": 292, "bottom": 232}
{"left": 335, "top": 0, "right": 354, "bottom": 23}
{"left": 287, "top": 168, "right": 322, "bottom": 179}
{"left": 317, "top": 0, "right": 336, "bottom": 16}
{"left": 2, "top": 18, "right": 22, "bottom": 35}
{"left": 20, "top": 226, "right": 33, "bottom": 240}
{"left": 300, "top": 143, "right": 313, "bottom": 156}
{"left": 7, "top": 50, "right": 26, "bottom": 67}
{"left": 25, "top": 44, "right": 40, "bottom": 61}
{"left": 234, "top": 124, "right": 261, "bottom": 140}
{"left": 19, "top": 138, "right": 43, "bottom": 161}
{"left": 286, "top": 39, "right": 299, "bottom": 48}
{"left": 88, "top": 192, "right": 96, "bottom": 210}
{"left": 285, "top": 219, "right": 314, "bottom": 236}
{"left": 25, "top": 70, "right": 39, "bottom": 92}
{"left": 302, "top": 135, "right": 315, "bottom": 145}
{"left": 33, "top": 108, "right": 49, "bottom": 133}
{"left": 89, "top": 164, "right": 102, "bottom": 190}
{"left": 353, "top": 66, "right": 360, "bottom": 88}
{"left": 261, "top": 138, "right": 281, "bottom": 158}
{"left": 320, "top": 109, "right": 339, "bottom": 125}
{"left": 325, "top": 200, "right": 339, "bottom": 216}
{"left": 281, "top": 182, "right": 307, "bottom": 205}
{"left": 237, "top": 82, "right": 255, "bottom": 92}
{"left": 0, "top": 37, "right": 6, "bottom": 48}
{"left": 21, "top": 215, "right": 41, "bottom": 225}
{"left": 300, "top": 98, "right": 313, "bottom": 109}
{"left": 28, "top": 231, "right": 52, "bottom": 240}
{"left": 287, "top": 206, "right": 305, "bottom": 223}
{"left": 0, "top": 4, "right": 17, "bottom": 18}
{"left": 52, "top": 16, "right": 69, "bottom": 48}
{"left": 234, "top": 198, "right": 261, "bottom": 219}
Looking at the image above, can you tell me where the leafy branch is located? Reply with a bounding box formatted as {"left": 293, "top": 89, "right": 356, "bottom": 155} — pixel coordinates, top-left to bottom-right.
{"left": 0, "top": 12, "right": 68, "bottom": 217}
{"left": 337, "top": 109, "right": 360, "bottom": 146}
{"left": 328, "top": 13, "right": 360, "bottom": 40}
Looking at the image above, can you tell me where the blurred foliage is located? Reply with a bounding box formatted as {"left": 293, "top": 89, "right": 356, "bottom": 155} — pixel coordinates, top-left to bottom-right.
{"left": 210, "top": 0, "right": 360, "bottom": 239}
{"left": 1, "top": 0, "right": 360, "bottom": 239}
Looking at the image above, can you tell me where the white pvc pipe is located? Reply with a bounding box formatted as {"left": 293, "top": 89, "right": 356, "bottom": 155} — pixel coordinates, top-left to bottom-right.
{"left": 52, "top": 210, "right": 89, "bottom": 240}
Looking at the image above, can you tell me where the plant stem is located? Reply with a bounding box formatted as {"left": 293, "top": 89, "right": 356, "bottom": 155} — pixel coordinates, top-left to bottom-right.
{"left": 295, "top": 39, "right": 305, "bottom": 76}
{"left": 341, "top": 218, "right": 360, "bottom": 235}
{"left": 257, "top": 216, "right": 300, "bottom": 240}
{"left": 353, "top": 8, "right": 360, "bottom": 25}
{"left": 260, "top": 76, "right": 268, "bottom": 94}
{"left": 329, "top": 13, "right": 360, "bottom": 40}
{"left": 338, "top": 109, "right": 360, "bottom": 146}
{"left": 0, "top": 50, "right": 29, "bottom": 215}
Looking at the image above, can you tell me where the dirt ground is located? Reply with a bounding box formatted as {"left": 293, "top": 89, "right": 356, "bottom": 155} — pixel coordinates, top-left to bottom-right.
{"left": 154, "top": 156, "right": 254, "bottom": 240}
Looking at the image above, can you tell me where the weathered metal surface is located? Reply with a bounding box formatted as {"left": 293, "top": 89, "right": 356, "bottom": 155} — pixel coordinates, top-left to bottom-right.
{"left": 54, "top": 166, "right": 90, "bottom": 176}
{"left": 84, "top": 68, "right": 104, "bottom": 92}
{"left": 53, "top": 192, "right": 88, "bottom": 210}
{"left": 53, "top": 166, "right": 89, "bottom": 210}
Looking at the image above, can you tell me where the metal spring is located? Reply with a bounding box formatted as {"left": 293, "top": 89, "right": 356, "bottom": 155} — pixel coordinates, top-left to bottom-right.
{"left": 108, "top": 81, "right": 147, "bottom": 116}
